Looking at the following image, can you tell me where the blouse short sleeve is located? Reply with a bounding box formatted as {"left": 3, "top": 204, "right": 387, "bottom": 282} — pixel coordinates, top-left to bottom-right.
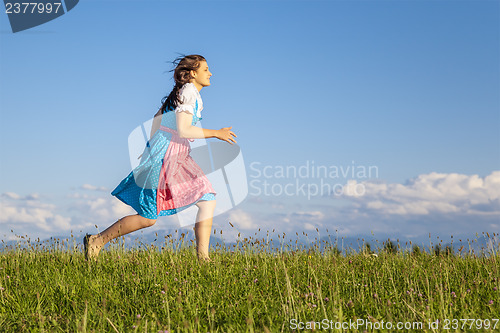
{"left": 174, "top": 83, "right": 198, "bottom": 115}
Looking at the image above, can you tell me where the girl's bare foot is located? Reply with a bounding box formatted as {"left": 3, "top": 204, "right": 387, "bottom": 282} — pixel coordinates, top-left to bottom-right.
{"left": 83, "top": 234, "right": 102, "bottom": 261}
{"left": 197, "top": 254, "right": 212, "bottom": 263}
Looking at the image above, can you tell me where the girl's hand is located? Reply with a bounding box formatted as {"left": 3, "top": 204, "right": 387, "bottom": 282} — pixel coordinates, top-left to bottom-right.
{"left": 217, "top": 126, "right": 237, "bottom": 144}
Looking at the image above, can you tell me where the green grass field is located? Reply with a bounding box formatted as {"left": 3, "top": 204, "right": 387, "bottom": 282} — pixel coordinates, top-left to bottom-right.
{"left": 0, "top": 233, "right": 498, "bottom": 332}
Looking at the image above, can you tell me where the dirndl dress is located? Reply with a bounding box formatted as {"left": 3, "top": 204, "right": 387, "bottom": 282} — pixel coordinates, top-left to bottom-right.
{"left": 111, "top": 82, "right": 216, "bottom": 219}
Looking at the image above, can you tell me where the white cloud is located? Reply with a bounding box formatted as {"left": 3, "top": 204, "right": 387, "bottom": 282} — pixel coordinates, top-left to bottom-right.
{"left": 341, "top": 171, "right": 500, "bottom": 216}
{"left": 304, "top": 223, "right": 316, "bottom": 231}
{"left": 0, "top": 193, "right": 71, "bottom": 233}
{"left": 228, "top": 209, "right": 255, "bottom": 230}
{"left": 2, "top": 192, "right": 20, "bottom": 200}
{"left": 0, "top": 187, "right": 136, "bottom": 240}
{"left": 81, "top": 184, "right": 109, "bottom": 192}
{"left": 218, "top": 207, "right": 331, "bottom": 238}
{"left": 291, "top": 211, "right": 324, "bottom": 220}
{"left": 223, "top": 171, "right": 500, "bottom": 239}
{"left": 3, "top": 172, "right": 498, "bottom": 243}
{"left": 1, "top": 192, "right": 39, "bottom": 200}
{"left": 68, "top": 196, "right": 136, "bottom": 228}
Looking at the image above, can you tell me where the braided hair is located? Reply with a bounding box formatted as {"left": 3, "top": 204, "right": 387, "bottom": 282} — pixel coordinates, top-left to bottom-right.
{"left": 158, "top": 54, "right": 206, "bottom": 114}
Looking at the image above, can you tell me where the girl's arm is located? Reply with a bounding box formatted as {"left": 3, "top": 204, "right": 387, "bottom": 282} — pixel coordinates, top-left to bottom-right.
{"left": 149, "top": 109, "right": 162, "bottom": 139}
{"left": 176, "top": 111, "right": 237, "bottom": 144}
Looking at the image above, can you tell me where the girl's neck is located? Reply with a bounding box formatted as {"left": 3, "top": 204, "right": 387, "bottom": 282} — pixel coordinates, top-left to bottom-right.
{"left": 189, "top": 81, "right": 203, "bottom": 92}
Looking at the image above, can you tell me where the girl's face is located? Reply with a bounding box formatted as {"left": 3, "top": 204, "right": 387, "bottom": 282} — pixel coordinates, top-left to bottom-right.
{"left": 190, "top": 61, "right": 212, "bottom": 89}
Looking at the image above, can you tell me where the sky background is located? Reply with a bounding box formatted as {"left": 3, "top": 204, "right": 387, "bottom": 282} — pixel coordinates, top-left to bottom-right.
{"left": 0, "top": 0, "right": 499, "bottom": 246}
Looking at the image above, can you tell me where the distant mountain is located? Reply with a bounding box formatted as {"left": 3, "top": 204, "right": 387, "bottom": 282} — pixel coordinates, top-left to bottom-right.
{"left": 1, "top": 230, "right": 497, "bottom": 256}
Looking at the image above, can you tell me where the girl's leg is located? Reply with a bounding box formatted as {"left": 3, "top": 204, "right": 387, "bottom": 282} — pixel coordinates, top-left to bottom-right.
{"left": 194, "top": 200, "right": 216, "bottom": 261}
{"left": 86, "top": 214, "right": 157, "bottom": 259}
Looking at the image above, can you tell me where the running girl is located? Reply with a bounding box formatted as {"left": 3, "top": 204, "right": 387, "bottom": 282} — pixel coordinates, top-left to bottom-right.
{"left": 83, "top": 54, "right": 237, "bottom": 262}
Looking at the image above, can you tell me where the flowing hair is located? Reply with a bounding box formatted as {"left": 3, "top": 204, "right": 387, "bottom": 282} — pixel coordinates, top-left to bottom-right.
{"left": 158, "top": 54, "right": 206, "bottom": 114}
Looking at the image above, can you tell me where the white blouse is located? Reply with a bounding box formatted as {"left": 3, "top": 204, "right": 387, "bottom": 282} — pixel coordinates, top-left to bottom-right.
{"left": 173, "top": 82, "right": 203, "bottom": 118}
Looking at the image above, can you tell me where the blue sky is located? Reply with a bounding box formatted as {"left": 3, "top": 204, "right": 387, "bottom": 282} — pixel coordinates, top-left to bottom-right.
{"left": 0, "top": 0, "right": 499, "bottom": 245}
